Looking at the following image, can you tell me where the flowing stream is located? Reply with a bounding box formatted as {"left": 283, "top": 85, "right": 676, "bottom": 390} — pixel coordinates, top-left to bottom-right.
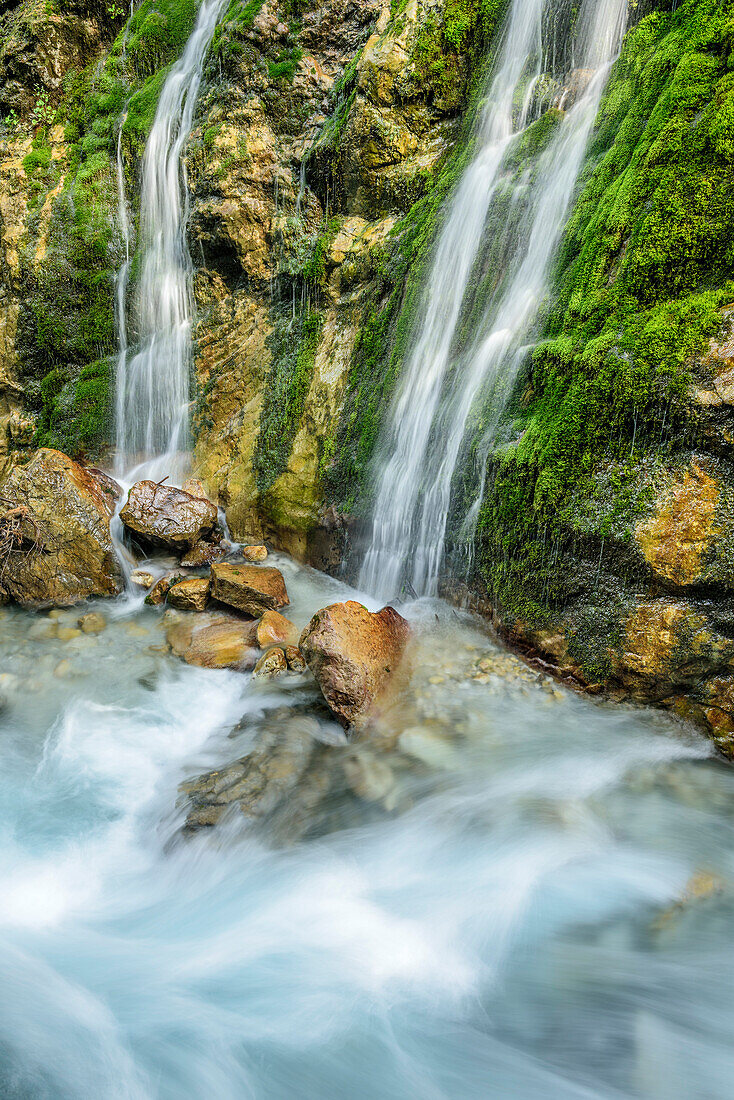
{"left": 2, "top": 565, "right": 734, "bottom": 1098}
{"left": 4, "top": 2, "right": 734, "bottom": 1097}
{"left": 360, "top": 0, "right": 628, "bottom": 602}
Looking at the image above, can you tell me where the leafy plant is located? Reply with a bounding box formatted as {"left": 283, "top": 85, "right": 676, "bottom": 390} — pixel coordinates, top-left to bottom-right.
{"left": 29, "top": 89, "right": 54, "bottom": 129}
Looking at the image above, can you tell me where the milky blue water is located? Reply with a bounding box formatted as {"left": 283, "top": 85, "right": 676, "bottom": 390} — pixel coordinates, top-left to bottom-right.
{"left": 1, "top": 559, "right": 733, "bottom": 1099}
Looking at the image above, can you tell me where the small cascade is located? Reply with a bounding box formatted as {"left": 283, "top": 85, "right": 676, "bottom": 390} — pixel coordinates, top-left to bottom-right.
{"left": 360, "top": 0, "right": 628, "bottom": 602}
{"left": 114, "top": 0, "right": 227, "bottom": 485}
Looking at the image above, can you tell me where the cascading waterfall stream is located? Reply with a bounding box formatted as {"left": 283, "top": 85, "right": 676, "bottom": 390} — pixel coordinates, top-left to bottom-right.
{"left": 360, "top": 0, "right": 628, "bottom": 603}
{"left": 114, "top": 0, "right": 227, "bottom": 484}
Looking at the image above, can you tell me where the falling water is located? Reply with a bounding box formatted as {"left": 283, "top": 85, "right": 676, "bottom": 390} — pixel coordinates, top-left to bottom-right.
{"left": 360, "top": 0, "right": 628, "bottom": 602}
{"left": 114, "top": 0, "right": 226, "bottom": 483}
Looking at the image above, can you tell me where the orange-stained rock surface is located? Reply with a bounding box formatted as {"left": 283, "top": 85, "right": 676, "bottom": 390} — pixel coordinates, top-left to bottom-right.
{"left": 299, "top": 600, "right": 410, "bottom": 726}
{"left": 210, "top": 562, "right": 289, "bottom": 615}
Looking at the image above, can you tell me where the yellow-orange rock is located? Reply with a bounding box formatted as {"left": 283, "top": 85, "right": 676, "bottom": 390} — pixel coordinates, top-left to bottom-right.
{"left": 167, "top": 577, "right": 210, "bottom": 612}
{"left": 242, "top": 544, "right": 268, "bottom": 562}
{"left": 165, "top": 611, "right": 257, "bottom": 670}
{"left": 299, "top": 600, "right": 410, "bottom": 726}
{"left": 256, "top": 609, "right": 299, "bottom": 648}
{"left": 0, "top": 448, "right": 123, "bottom": 606}
{"left": 635, "top": 462, "right": 719, "bottom": 586}
{"left": 210, "top": 562, "right": 288, "bottom": 615}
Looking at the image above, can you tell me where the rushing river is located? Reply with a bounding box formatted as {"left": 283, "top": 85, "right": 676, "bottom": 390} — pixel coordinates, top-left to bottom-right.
{"left": 0, "top": 556, "right": 732, "bottom": 1098}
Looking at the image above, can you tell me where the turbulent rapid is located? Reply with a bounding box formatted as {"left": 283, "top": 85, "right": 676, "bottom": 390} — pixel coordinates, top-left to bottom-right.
{"left": 1, "top": 561, "right": 734, "bottom": 1098}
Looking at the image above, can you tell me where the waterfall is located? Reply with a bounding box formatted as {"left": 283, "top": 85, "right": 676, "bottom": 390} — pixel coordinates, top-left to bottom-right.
{"left": 359, "top": 0, "right": 628, "bottom": 602}
{"left": 114, "top": 0, "right": 226, "bottom": 484}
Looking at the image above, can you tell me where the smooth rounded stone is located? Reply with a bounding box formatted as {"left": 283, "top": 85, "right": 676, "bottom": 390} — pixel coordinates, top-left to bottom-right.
{"left": 167, "top": 577, "right": 210, "bottom": 612}
{"left": 179, "top": 540, "right": 227, "bottom": 568}
{"left": 0, "top": 672, "right": 20, "bottom": 691}
{"left": 54, "top": 659, "right": 78, "bottom": 678}
{"left": 130, "top": 570, "right": 156, "bottom": 589}
{"left": 120, "top": 480, "right": 219, "bottom": 552}
{"left": 28, "top": 620, "right": 58, "bottom": 640}
{"left": 299, "top": 600, "right": 410, "bottom": 728}
{"left": 0, "top": 448, "right": 123, "bottom": 606}
{"left": 47, "top": 609, "right": 67, "bottom": 620}
{"left": 241, "top": 544, "right": 268, "bottom": 563}
{"left": 343, "top": 752, "right": 398, "bottom": 809}
{"left": 398, "top": 727, "right": 457, "bottom": 770}
{"left": 256, "top": 609, "right": 299, "bottom": 648}
{"left": 210, "top": 563, "right": 289, "bottom": 616}
{"left": 167, "top": 612, "right": 258, "bottom": 670}
{"left": 77, "top": 612, "right": 106, "bottom": 635}
{"left": 57, "top": 626, "right": 82, "bottom": 641}
{"left": 147, "top": 643, "right": 171, "bottom": 655}
{"left": 126, "top": 623, "right": 149, "bottom": 637}
{"left": 284, "top": 645, "right": 307, "bottom": 673}
{"left": 253, "top": 647, "right": 288, "bottom": 678}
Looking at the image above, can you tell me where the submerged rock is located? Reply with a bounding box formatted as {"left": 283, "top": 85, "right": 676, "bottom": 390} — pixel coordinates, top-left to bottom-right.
{"left": 300, "top": 600, "right": 410, "bottom": 727}
{"left": 0, "top": 449, "right": 123, "bottom": 606}
{"left": 77, "top": 612, "right": 106, "bottom": 635}
{"left": 166, "top": 610, "right": 258, "bottom": 670}
{"left": 167, "top": 576, "right": 210, "bottom": 612}
{"left": 120, "top": 480, "right": 219, "bottom": 552}
{"left": 210, "top": 562, "right": 289, "bottom": 616}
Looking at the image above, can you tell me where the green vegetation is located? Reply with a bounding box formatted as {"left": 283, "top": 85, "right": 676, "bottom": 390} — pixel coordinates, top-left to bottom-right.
{"left": 471, "top": 0, "right": 734, "bottom": 663}
{"left": 254, "top": 309, "right": 324, "bottom": 494}
{"left": 413, "top": 0, "right": 507, "bottom": 106}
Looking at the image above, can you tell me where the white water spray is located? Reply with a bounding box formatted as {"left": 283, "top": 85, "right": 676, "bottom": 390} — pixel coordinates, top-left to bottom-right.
{"left": 114, "top": 0, "right": 226, "bottom": 484}
{"left": 360, "top": 0, "right": 628, "bottom": 601}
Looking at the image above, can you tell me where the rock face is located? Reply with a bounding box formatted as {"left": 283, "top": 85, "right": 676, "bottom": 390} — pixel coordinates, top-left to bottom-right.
{"left": 210, "top": 562, "right": 289, "bottom": 616}
{"left": 0, "top": 448, "right": 122, "bottom": 605}
{"left": 120, "top": 481, "right": 219, "bottom": 552}
{"left": 300, "top": 600, "right": 410, "bottom": 726}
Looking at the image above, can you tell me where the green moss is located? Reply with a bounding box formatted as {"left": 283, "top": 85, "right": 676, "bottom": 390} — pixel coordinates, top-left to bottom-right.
{"left": 471, "top": 0, "right": 734, "bottom": 654}
{"left": 413, "top": 0, "right": 507, "bottom": 106}
{"left": 254, "top": 309, "right": 324, "bottom": 494}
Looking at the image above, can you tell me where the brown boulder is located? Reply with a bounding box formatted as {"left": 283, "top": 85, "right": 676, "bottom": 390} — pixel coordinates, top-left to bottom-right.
{"left": 0, "top": 448, "right": 123, "bottom": 606}
{"left": 210, "top": 563, "right": 289, "bottom": 616}
{"left": 166, "top": 611, "right": 258, "bottom": 670}
{"left": 144, "top": 573, "right": 183, "bottom": 606}
{"left": 299, "top": 600, "right": 410, "bottom": 726}
{"left": 285, "top": 645, "right": 307, "bottom": 673}
{"left": 120, "top": 481, "right": 219, "bottom": 552}
{"left": 167, "top": 577, "right": 210, "bottom": 611}
{"left": 256, "top": 609, "right": 299, "bottom": 648}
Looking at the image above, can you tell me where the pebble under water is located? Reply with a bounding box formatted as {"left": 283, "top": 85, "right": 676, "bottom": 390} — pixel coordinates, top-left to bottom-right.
{"left": 1, "top": 556, "right": 733, "bottom": 1099}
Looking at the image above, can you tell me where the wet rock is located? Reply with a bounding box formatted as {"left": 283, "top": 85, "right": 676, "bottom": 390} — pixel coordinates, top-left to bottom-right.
{"left": 253, "top": 647, "right": 288, "bottom": 678}
{"left": 0, "top": 448, "right": 123, "bottom": 606}
{"left": 285, "top": 645, "right": 307, "bottom": 673}
{"left": 242, "top": 543, "right": 268, "bottom": 562}
{"left": 167, "top": 577, "right": 210, "bottom": 612}
{"left": 131, "top": 570, "right": 156, "bottom": 589}
{"left": 166, "top": 611, "right": 258, "bottom": 670}
{"left": 77, "top": 612, "right": 106, "bottom": 634}
{"left": 145, "top": 574, "right": 183, "bottom": 606}
{"left": 299, "top": 600, "right": 410, "bottom": 727}
{"left": 635, "top": 462, "right": 720, "bottom": 586}
{"left": 210, "top": 562, "right": 289, "bottom": 616}
{"left": 256, "top": 609, "right": 299, "bottom": 648}
{"left": 182, "top": 721, "right": 315, "bottom": 829}
{"left": 180, "top": 539, "right": 227, "bottom": 567}
{"left": 119, "top": 480, "right": 219, "bottom": 552}
{"left": 343, "top": 751, "right": 398, "bottom": 809}
{"left": 86, "top": 467, "right": 122, "bottom": 508}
